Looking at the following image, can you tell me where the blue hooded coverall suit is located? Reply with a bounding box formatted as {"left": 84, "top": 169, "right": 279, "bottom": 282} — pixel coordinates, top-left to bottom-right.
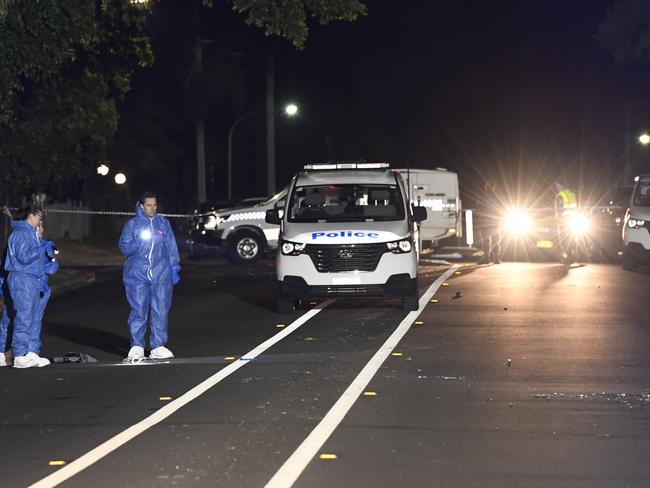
{"left": 0, "top": 228, "right": 57, "bottom": 356}
{"left": 1, "top": 220, "right": 45, "bottom": 357}
{"left": 119, "top": 202, "right": 180, "bottom": 350}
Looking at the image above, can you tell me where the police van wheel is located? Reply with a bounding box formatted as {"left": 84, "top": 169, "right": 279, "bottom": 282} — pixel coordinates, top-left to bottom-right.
{"left": 400, "top": 296, "right": 419, "bottom": 312}
{"left": 227, "top": 231, "right": 265, "bottom": 264}
{"left": 277, "top": 299, "right": 295, "bottom": 313}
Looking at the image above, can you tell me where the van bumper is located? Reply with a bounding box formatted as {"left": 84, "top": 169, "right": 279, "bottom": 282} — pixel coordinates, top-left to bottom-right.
{"left": 279, "top": 273, "right": 418, "bottom": 300}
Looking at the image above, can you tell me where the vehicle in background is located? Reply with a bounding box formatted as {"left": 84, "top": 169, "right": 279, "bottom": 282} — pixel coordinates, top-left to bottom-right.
{"left": 266, "top": 162, "right": 427, "bottom": 313}
{"left": 500, "top": 206, "right": 593, "bottom": 263}
{"left": 188, "top": 188, "right": 287, "bottom": 264}
{"left": 622, "top": 174, "right": 650, "bottom": 270}
{"left": 590, "top": 185, "right": 633, "bottom": 261}
{"left": 395, "top": 168, "right": 461, "bottom": 249}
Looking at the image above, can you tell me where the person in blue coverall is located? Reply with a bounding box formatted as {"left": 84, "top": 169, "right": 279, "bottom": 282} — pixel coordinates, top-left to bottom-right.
{"left": 119, "top": 191, "right": 180, "bottom": 360}
{"left": 2, "top": 205, "right": 52, "bottom": 368}
{"left": 0, "top": 245, "right": 11, "bottom": 367}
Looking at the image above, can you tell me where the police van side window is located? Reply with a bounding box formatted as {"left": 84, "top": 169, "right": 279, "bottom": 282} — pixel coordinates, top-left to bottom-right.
{"left": 288, "top": 184, "right": 405, "bottom": 222}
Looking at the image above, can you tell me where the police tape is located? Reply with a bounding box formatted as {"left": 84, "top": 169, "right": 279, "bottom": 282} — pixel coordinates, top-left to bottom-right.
{"left": 2, "top": 207, "right": 205, "bottom": 219}
{"left": 41, "top": 208, "right": 196, "bottom": 219}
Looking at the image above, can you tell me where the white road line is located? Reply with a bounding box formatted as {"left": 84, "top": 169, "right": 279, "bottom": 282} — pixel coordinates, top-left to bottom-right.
{"left": 265, "top": 265, "right": 460, "bottom": 488}
{"left": 29, "top": 300, "right": 335, "bottom": 488}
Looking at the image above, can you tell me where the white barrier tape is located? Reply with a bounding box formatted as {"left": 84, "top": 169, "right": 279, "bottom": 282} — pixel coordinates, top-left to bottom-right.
{"left": 41, "top": 208, "right": 197, "bottom": 219}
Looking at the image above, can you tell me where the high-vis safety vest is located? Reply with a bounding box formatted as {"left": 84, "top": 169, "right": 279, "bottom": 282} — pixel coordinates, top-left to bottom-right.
{"left": 556, "top": 188, "right": 577, "bottom": 217}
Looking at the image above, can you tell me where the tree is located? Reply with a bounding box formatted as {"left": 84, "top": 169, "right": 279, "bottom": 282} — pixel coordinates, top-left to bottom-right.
{"left": 597, "top": 0, "right": 650, "bottom": 61}
{"left": 226, "top": 0, "right": 367, "bottom": 50}
{"left": 0, "top": 0, "right": 367, "bottom": 203}
{"left": 0, "top": 0, "right": 152, "bottom": 202}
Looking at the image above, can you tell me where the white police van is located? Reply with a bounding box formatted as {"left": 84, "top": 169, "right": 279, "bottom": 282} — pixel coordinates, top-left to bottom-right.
{"left": 396, "top": 168, "right": 461, "bottom": 248}
{"left": 265, "top": 162, "right": 427, "bottom": 312}
{"left": 622, "top": 173, "right": 650, "bottom": 270}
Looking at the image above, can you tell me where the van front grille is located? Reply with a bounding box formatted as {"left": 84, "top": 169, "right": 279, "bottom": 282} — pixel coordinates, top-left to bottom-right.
{"left": 303, "top": 243, "right": 388, "bottom": 272}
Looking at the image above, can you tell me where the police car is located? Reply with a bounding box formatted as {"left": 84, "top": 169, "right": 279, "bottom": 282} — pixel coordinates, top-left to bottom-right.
{"left": 265, "top": 162, "right": 427, "bottom": 312}
{"left": 189, "top": 188, "right": 287, "bottom": 264}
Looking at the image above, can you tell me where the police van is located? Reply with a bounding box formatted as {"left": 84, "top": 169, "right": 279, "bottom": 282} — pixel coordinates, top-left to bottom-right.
{"left": 265, "top": 162, "right": 427, "bottom": 312}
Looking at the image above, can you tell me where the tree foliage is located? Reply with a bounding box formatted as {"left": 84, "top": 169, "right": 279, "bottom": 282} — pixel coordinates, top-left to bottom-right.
{"left": 0, "top": 0, "right": 152, "bottom": 201}
{"left": 597, "top": 0, "right": 650, "bottom": 61}
{"left": 222, "top": 0, "right": 367, "bottom": 49}
{"left": 0, "top": 0, "right": 366, "bottom": 203}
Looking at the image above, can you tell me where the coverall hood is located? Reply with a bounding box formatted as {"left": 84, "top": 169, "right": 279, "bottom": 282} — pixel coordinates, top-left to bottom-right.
{"left": 119, "top": 201, "right": 180, "bottom": 350}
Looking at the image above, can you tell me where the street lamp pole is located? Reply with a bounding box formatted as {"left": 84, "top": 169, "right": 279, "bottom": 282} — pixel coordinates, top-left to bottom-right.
{"left": 227, "top": 104, "right": 298, "bottom": 201}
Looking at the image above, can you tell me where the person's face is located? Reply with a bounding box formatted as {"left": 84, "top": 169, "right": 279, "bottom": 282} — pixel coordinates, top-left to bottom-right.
{"left": 26, "top": 212, "right": 43, "bottom": 229}
{"left": 142, "top": 198, "right": 157, "bottom": 218}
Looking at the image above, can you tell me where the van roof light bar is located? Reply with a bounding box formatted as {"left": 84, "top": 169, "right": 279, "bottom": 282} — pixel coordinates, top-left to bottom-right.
{"left": 303, "top": 162, "right": 390, "bottom": 170}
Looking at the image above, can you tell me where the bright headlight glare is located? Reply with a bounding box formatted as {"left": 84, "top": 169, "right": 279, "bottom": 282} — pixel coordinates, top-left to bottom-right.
{"left": 204, "top": 214, "right": 218, "bottom": 230}
{"left": 504, "top": 209, "right": 530, "bottom": 234}
{"left": 628, "top": 218, "right": 645, "bottom": 229}
{"left": 569, "top": 214, "right": 590, "bottom": 235}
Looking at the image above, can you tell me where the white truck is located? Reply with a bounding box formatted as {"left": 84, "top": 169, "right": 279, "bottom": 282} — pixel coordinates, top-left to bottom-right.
{"left": 396, "top": 168, "right": 461, "bottom": 248}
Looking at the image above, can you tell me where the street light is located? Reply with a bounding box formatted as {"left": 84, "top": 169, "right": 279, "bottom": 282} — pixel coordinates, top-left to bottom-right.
{"left": 285, "top": 103, "right": 298, "bottom": 116}
{"left": 639, "top": 133, "right": 650, "bottom": 145}
{"left": 227, "top": 103, "right": 298, "bottom": 201}
{"left": 97, "top": 164, "right": 109, "bottom": 176}
{"left": 114, "top": 173, "right": 127, "bottom": 185}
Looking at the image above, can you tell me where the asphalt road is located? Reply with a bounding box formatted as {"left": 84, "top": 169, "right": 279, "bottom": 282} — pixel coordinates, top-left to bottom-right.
{"left": 1, "top": 259, "right": 650, "bottom": 488}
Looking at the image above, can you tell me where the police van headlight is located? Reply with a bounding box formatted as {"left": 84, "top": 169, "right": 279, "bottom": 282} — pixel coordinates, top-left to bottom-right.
{"left": 628, "top": 218, "right": 646, "bottom": 229}
{"left": 386, "top": 237, "right": 412, "bottom": 254}
{"left": 281, "top": 239, "right": 307, "bottom": 256}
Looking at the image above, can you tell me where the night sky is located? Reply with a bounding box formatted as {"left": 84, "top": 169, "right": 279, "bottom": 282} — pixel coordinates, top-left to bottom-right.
{"left": 122, "top": 0, "right": 650, "bottom": 208}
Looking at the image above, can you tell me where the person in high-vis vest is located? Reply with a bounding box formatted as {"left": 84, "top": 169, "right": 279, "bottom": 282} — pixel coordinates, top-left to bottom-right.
{"left": 554, "top": 181, "right": 578, "bottom": 262}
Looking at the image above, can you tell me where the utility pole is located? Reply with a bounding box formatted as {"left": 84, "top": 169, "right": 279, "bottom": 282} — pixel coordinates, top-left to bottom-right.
{"left": 266, "top": 48, "right": 275, "bottom": 196}
{"left": 192, "top": 0, "right": 206, "bottom": 204}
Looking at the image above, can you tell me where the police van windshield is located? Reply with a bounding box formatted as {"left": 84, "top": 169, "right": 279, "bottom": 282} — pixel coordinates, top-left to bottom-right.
{"left": 288, "top": 184, "right": 405, "bottom": 222}
{"left": 633, "top": 182, "right": 650, "bottom": 207}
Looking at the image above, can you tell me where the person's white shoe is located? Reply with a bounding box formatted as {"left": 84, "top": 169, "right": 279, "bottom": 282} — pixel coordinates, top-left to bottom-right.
{"left": 127, "top": 346, "right": 145, "bottom": 360}
{"left": 150, "top": 346, "right": 174, "bottom": 359}
{"left": 26, "top": 352, "right": 51, "bottom": 367}
{"left": 13, "top": 355, "right": 41, "bottom": 368}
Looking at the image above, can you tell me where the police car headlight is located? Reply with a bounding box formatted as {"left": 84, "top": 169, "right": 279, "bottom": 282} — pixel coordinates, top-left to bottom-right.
{"left": 568, "top": 213, "right": 591, "bottom": 235}
{"left": 387, "top": 238, "right": 412, "bottom": 254}
{"left": 204, "top": 214, "right": 218, "bottom": 230}
{"left": 628, "top": 218, "right": 645, "bottom": 229}
{"left": 504, "top": 209, "right": 531, "bottom": 234}
{"left": 280, "top": 240, "right": 307, "bottom": 256}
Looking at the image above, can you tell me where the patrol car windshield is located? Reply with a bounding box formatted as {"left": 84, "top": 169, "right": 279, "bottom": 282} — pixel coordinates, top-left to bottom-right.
{"left": 288, "top": 184, "right": 405, "bottom": 222}
{"left": 633, "top": 182, "right": 650, "bottom": 207}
